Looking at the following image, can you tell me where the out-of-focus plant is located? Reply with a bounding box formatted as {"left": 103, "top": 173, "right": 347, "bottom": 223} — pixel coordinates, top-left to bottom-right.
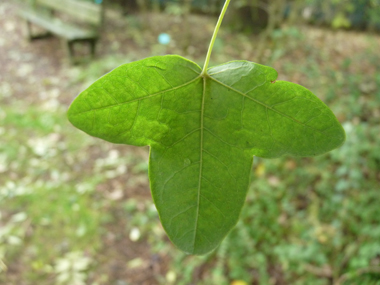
{"left": 54, "top": 252, "right": 92, "bottom": 285}
{"left": 305, "top": 0, "right": 380, "bottom": 30}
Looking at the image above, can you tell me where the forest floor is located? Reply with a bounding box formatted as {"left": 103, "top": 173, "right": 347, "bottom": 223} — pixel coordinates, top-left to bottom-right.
{"left": 1, "top": 0, "right": 380, "bottom": 284}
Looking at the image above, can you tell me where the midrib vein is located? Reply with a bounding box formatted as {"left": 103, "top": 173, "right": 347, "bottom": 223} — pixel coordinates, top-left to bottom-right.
{"left": 192, "top": 75, "right": 206, "bottom": 251}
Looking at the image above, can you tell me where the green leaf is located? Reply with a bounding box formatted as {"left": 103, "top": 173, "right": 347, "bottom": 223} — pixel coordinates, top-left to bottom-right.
{"left": 67, "top": 55, "right": 345, "bottom": 254}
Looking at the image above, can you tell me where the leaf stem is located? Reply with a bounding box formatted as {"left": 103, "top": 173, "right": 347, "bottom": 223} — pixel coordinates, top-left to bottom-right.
{"left": 201, "top": 0, "right": 231, "bottom": 76}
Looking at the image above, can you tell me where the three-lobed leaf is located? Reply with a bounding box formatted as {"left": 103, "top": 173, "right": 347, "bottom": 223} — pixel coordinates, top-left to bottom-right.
{"left": 68, "top": 55, "right": 345, "bottom": 254}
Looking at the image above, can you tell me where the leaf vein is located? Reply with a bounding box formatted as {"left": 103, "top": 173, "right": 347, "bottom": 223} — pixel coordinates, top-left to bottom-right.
{"left": 168, "top": 128, "right": 201, "bottom": 148}
{"left": 200, "top": 193, "right": 227, "bottom": 219}
{"left": 192, "top": 75, "right": 206, "bottom": 251}
{"left": 204, "top": 127, "right": 245, "bottom": 150}
{"left": 210, "top": 77, "right": 325, "bottom": 134}
{"left": 161, "top": 162, "right": 200, "bottom": 201}
{"left": 203, "top": 149, "right": 238, "bottom": 186}
{"left": 168, "top": 205, "right": 197, "bottom": 228}
{"left": 73, "top": 76, "right": 202, "bottom": 116}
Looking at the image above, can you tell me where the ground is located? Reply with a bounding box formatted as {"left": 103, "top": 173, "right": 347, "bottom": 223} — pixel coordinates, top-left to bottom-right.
{"left": 1, "top": 0, "right": 380, "bottom": 284}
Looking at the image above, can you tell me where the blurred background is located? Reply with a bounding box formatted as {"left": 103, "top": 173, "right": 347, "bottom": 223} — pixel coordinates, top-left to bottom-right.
{"left": 1, "top": 0, "right": 380, "bottom": 284}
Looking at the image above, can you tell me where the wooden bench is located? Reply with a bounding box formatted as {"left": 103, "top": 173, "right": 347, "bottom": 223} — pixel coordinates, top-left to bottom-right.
{"left": 18, "top": 0, "right": 105, "bottom": 62}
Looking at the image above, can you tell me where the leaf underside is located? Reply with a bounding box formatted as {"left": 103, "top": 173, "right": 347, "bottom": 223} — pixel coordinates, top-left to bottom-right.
{"left": 68, "top": 55, "right": 345, "bottom": 255}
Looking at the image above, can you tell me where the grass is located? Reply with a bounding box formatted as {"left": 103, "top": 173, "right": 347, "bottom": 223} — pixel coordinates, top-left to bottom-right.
{"left": 0, "top": 102, "right": 101, "bottom": 283}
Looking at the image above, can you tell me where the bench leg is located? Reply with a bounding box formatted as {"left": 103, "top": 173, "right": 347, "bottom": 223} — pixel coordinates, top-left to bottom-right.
{"left": 25, "top": 20, "right": 52, "bottom": 40}
{"left": 25, "top": 20, "right": 33, "bottom": 41}
{"left": 66, "top": 39, "right": 98, "bottom": 64}
{"left": 89, "top": 39, "right": 97, "bottom": 58}
{"left": 67, "top": 40, "right": 76, "bottom": 64}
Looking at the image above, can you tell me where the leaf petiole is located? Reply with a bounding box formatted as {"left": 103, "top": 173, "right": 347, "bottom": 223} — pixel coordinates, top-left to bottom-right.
{"left": 201, "top": 0, "right": 231, "bottom": 76}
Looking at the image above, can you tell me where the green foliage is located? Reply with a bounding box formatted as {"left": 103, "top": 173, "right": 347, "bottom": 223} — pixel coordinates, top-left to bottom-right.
{"left": 306, "top": 0, "right": 380, "bottom": 30}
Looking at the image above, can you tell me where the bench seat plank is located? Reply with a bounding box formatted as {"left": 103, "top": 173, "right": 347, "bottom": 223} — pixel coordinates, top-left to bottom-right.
{"left": 37, "top": 0, "right": 102, "bottom": 26}
{"left": 19, "top": 9, "right": 97, "bottom": 41}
